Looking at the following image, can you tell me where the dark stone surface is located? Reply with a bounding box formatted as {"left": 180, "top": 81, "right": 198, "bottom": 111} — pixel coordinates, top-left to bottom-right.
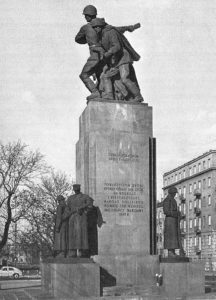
{"left": 76, "top": 100, "right": 153, "bottom": 284}
{"left": 41, "top": 261, "right": 100, "bottom": 298}
{"left": 42, "top": 257, "right": 94, "bottom": 264}
{"left": 159, "top": 260, "right": 205, "bottom": 297}
{"left": 159, "top": 255, "right": 190, "bottom": 263}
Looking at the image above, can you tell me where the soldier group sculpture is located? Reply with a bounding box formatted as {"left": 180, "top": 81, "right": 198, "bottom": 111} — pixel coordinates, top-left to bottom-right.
{"left": 54, "top": 184, "right": 104, "bottom": 258}
{"left": 76, "top": 5, "right": 144, "bottom": 103}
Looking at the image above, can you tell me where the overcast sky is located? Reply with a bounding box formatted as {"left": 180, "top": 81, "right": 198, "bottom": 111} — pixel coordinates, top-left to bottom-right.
{"left": 0, "top": 0, "right": 216, "bottom": 198}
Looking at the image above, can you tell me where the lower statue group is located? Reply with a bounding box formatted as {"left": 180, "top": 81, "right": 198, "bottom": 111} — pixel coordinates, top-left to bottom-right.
{"left": 54, "top": 184, "right": 105, "bottom": 258}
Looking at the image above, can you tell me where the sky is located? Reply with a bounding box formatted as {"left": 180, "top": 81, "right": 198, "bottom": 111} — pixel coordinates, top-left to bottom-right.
{"left": 0, "top": 0, "right": 216, "bottom": 198}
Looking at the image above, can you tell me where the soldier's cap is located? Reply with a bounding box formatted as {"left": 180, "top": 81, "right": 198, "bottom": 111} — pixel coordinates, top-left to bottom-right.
{"left": 91, "top": 18, "right": 106, "bottom": 28}
{"left": 56, "top": 195, "right": 65, "bottom": 202}
{"left": 168, "top": 186, "right": 178, "bottom": 194}
{"left": 73, "top": 184, "right": 81, "bottom": 190}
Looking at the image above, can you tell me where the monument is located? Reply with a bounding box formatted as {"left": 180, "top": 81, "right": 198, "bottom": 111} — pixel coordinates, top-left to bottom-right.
{"left": 41, "top": 4, "right": 205, "bottom": 298}
{"left": 75, "top": 11, "right": 158, "bottom": 288}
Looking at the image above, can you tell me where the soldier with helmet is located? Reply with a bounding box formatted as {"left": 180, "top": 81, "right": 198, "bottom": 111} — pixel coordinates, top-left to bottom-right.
{"left": 163, "top": 186, "right": 184, "bottom": 257}
{"left": 91, "top": 18, "right": 144, "bottom": 102}
{"left": 75, "top": 5, "right": 141, "bottom": 101}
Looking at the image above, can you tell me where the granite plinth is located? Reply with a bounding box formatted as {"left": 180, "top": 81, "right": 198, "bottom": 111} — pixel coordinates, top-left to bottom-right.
{"left": 41, "top": 260, "right": 100, "bottom": 298}
{"left": 97, "top": 255, "right": 159, "bottom": 287}
{"left": 159, "top": 260, "right": 205, "bottom": 297}
{"left": 159, "top": 255, "right": 190, "bottom": 263}
{"left": 76, "top": 100, "right": 155, "bottom": 284}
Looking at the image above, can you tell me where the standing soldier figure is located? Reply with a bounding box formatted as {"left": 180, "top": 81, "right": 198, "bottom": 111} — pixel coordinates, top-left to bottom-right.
{"left": 53, "top": 195, "right": 68, "bottom": 258}
{"left": 64, "top": 184, "right": 91, "bottom": 258}
{"left": 163, "top": 186, "right": 184, "bottom": 257}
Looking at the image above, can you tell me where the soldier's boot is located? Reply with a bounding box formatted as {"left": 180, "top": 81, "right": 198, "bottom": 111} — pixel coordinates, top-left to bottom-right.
{"left": 68, "top": 249, "right": 77, "bottom": 258}
{"left": 168, "top": 249, "right": 176, "bottom": 257}
{"left": 80, "top": 74, "right": 100, "bottom": 100}
{"left": 123, "top": 79, "right": 144, "bottom": 102}
{"left": 102, "top": 76, "right": 114, "bottom": 100}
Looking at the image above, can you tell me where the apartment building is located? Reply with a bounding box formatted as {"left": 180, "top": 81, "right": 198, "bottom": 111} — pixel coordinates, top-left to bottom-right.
{"left": 160, "top": 150, "right": 216, "bottom": 269}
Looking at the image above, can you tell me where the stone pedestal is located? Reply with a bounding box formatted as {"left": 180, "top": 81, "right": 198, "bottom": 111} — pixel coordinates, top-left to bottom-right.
{"left": 159, "top": 260, "right": 205, "bottom": 297}
{"left": 41, "top": 258, "right": 100, "bottom": 298}
{"left": 76, "top": 100, "right": 156, "bottom": 285}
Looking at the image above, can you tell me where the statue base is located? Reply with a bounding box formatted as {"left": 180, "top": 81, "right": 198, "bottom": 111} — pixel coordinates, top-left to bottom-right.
{"left": 159, "top": 259, "right": 205, "bottom": 297}
{"left": 41, "top": 258, "right": 100, "bottom": 298}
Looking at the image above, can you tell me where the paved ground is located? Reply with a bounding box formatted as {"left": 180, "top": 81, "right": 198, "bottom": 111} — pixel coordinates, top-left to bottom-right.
{"left": 1, "top": 288, "right": 216, "bottom": 300}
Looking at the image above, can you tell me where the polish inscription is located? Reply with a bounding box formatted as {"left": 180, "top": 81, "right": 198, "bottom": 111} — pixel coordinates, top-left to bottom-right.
{"left": 108, "top": 152, "right": 139, "bottom": 162}
{"left": 104, "top": 182, "right": 144, "bottom": 216}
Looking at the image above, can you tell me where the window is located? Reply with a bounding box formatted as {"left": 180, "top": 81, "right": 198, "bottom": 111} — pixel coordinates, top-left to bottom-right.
{"left": 203, "top": 161, "right": 206, "bottom": 169}
{"left": 183, "top": 170, "right": 186, "bottom": 178}
{"left": 198, "top": 181, "right": 201, "bottom": 189}
{"left": 194, "top": 236, "right": 197, "bottom": 246}
{"left": 190, "top": 237, "right": 193, "bottom": 247}
{"left": 194, "top": 218, "right": 197, "bottom": 227}
{"left": 179, "top": 187, "right": 182, "bottom": 195}
{"left": 208, "top": 177, "right": 211, "bottom": 187}
{"left": 167, "top": 177, "right": 170, "bottom": 184}
{"left": 208, "top": 158, "right": 211, "bottom": 168}
{"left": 164, "top": 179, "right": 167, "bottom": 186}
{"left": 189, "top": 167, "right": 192, "bottom": 176}
{"left": 159, "top": 211, "right": 162, "bottom": 219}
{"left": 189, "top": 219, "right": 193, "bottom": 228}
{"left": 198, "top": 199, "right": 201, "bottom": 209}
{"left": 189, "top": 184, "right": 192, "bottom": 193}
{"left": 183, "top": 186, "right": 186, "bottom": 197}
{"left": 189, "top": 201, "right": 192, "bottom": 210}
{"left": 208, "top": 235, "right": 212, "bottom": 246}
{"left": 194, "top": 182, "right": 197, "bottom": 190}
{"left": 193, "top": 165, "right": 196, "bottom": 174}
{"left": 203, "top": 179, "right": 206, "bottom": 189}
{"left": 194, "top": 199, "right": 197, "bottom": 208}
{"left": 179, "top": 172, "right": 181, "bottom": 180}
{"left": 198, "top": 163, "right": 201, "bottom": 172}
{"left": 208, "top": 215, "right": 212, "bottom": 226}
{"left": 183, "top": 203, "right": 186, "bottom": 214}
{"left": 198, "top": 237, "right": 202, "bottom": 249}
{"left": 198, "top": 217, "right": 201, "bottom": 229}
{"left": 175, "top": 174, "right": 178, "bottom": 182}
{"left": 184, "top": 239, "right": 186, "bottom": 249}
{"left": 183, "top": 220, "right": 186, "bottom": 230}
{"left": 208, "top": 195, "right": 211, "bottom": 205}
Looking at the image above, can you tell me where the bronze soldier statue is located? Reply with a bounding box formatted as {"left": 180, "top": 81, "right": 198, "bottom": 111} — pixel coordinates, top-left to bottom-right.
{"left": 53, "top": 195, "right": 68, "bottom": 258}
{"left": 85, "top": 198, "right": 105, "bottom": 257}
{"left": 163, "top": 186, "right": 184, "bottom": 257}
{"left": 91, "top": 18, "right": 144, "bottom": 102}
{"left": 75, "top": 5, "right": 141, "bottom": 101}
{"left": 63, "top": 184, "right": 92, "bottom": 258}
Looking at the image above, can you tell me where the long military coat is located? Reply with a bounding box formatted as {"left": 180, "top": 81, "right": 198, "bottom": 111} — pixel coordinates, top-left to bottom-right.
{"left": 54, "top": 203, "right": 68, "bottom": 252}
{"left": 65, "top": 193, "right": 91, "bottom": 250}
{"left": 163, "top": 194, "right": 181, "bottom": 249}
{"left": 86, "top": 205, "right": 103, "bottom": 256}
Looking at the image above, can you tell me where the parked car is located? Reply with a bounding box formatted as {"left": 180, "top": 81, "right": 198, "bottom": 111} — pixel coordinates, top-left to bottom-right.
{"left": 0, "top": 266, "right": 23, "bottom": 279}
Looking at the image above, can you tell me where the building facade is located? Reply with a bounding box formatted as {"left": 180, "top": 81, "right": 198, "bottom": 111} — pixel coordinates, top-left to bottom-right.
{"left": 159, "top": 150, "right": 216, "bottom": 270}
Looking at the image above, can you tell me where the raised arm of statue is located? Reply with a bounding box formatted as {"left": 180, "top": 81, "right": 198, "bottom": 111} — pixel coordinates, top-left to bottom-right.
{"left": 116, "top": 23, "right": 141, "bottom": 34}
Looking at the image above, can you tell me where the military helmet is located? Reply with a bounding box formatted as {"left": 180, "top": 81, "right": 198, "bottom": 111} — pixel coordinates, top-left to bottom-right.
{"left": 168, "top": 186, "right": 178, "bottom": 194}
{"left": 83, "top": 5, "right": 97, "bottom": 16}
{"left": 91, "top": 18, "right": 106, "bottom": 28}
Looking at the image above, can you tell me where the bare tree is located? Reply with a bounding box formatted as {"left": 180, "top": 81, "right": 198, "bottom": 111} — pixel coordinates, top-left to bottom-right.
{"left": 21, "top": 171, "right": 75, "bottom": 257}
{"left": 0, "top": 140, "right": 47, "bottom": 253}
